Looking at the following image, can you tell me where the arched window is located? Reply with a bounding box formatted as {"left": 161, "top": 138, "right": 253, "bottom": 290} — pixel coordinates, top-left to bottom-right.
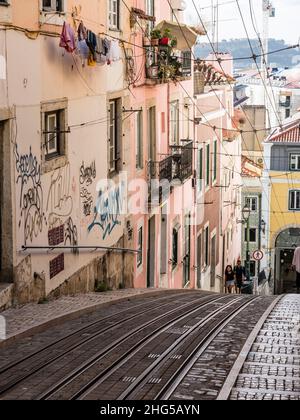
{"left": 276, "top": 228, "right": 300, "bottom": 248}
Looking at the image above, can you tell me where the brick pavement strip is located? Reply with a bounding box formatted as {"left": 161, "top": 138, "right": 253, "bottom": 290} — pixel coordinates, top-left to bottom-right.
{"left": 228, "top": 295, "right": 300, "bottom": 401}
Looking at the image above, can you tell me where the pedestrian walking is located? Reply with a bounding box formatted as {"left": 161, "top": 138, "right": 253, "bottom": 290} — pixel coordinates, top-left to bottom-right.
{"left": 224, "top": 265, "right": 235, "bottom": 294}
{"left": 292, "top": 246, "right": 300, "bottom": 294}
{"left": 234, "top": 260, "right": 246, "bottom": 294}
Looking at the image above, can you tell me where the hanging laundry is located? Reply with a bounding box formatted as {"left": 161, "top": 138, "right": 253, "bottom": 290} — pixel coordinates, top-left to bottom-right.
{"left": 78, "top": 21, "right": 87, "bottom": 41}
{"left": 86, "top": 30, "right": 97, "bottom": 61}
{"left": 109, "top": 40, "right": 121, "bottom": 62}
{"left": 77, "top": 39, "right": 90, "bottom": 60}
{"left": 59, "top": 22, "right": 76, "bottom": 53}
{"left": 102, "top": 38, "right": 111, "bottom": 57}
{"left": 95, "top": 37, "right": 107, "bottom": 65}
{"left": 88, "top": 53, "right": 97, "bottom": 67}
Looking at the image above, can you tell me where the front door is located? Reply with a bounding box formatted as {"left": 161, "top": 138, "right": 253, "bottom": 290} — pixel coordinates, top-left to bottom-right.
{"left": 147, "top": 216, "right": 156, "bottom": 288}
{"left": 197, "top": 233, "right": 202, "bottom": 289}
{"left": 210, "top": 235, "right": 216, "bottom": 288}
{"left": 278, "top": 249, "right": 296, "bottom": 294}
{"left": 183, "top": 215, "right": 191, "bottom": 287}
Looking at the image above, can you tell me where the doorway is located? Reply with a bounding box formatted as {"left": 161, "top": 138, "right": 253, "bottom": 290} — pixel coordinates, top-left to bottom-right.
{"left": 275, "top": 248, "right": 297, "bottom": 294}
{"left": 197, "top": 233, "right": 202, "bottom": 289}
{"left": 0, "top": 120, "right": 13, "bottom": 283}
{"left": 147, "top": 216, "right": 156, "bottom": 288}
{"left": 183, "top": 214, "right": 191, "bottom": 287}
{"left": 210, "top": 235, "right": 216, "bottom": 288}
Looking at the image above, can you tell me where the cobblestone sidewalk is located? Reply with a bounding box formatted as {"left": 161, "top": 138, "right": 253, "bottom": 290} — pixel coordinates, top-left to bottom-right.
{"left": 230, "top": 295, "right": 300, "bottom": 400}
{"left": 0, "top": 289, "right": 156, "bottom": 340}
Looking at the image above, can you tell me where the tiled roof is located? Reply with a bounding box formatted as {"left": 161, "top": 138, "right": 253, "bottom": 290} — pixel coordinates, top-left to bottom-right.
{"left": 267, "top": 122, "right": 300, "bottom": 143}
{"left": 194, "top": 60, "right": 235, "bottom": 86}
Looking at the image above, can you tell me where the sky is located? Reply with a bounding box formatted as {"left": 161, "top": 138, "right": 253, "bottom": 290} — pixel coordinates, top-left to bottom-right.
{"left": 186, "top": 0, "right": 299, "bottom": 45}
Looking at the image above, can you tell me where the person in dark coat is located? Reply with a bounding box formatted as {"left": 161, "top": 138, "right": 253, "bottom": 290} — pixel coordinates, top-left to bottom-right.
{"left": 234, "top": 260, "right": 246, "bottom": 294}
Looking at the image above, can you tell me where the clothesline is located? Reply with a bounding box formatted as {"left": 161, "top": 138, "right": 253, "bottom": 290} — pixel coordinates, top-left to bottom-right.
{"left": 59, "top": 17, "right": 122, "bottom": 67}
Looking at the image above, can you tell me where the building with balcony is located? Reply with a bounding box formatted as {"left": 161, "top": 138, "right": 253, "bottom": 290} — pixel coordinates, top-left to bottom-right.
{"left": 125, "top": 0, "right": 205, "bottom": 290}
{"left": 262, "top": 112, "right": 300, "bottom": 294}
{"left": 194, "top": 54, "right": 242, "bottom": 292}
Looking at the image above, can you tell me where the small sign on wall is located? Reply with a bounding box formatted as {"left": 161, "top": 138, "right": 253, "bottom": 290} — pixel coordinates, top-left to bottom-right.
{"left": 50, "top": 254, "right": 65, "bottom": 279}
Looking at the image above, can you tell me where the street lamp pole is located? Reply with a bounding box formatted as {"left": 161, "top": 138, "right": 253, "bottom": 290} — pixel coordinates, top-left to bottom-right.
{"left": 243, "top": 205, "right": 251, "bottom": 280}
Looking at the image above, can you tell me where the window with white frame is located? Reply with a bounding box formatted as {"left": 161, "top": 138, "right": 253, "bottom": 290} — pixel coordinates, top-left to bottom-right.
{"left": 170, "top": 100, "right": 179, "bottom": 145}
{"left": 44, "top": 109, "right": 66, "bottom": 159}
{"left": 109, "top": 0, "right": 120, "bottom": 29}
{"left": 289, "top": 190, "right": 300, "bottom": 211}
{"left": 290, "top": 154, "right": 300, "bottom": 171}
{"left": 245, "top": 196, "right": 258, "bottom": 212}
{"left": 145, "top": 0, "right": 154, "bottom": 16}
{"left": 42, "top": 0, "right": 63, "bottom": 12}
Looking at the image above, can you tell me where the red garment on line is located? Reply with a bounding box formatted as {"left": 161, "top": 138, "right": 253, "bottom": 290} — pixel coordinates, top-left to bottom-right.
{"left": 59, "top": 22, "right": 76, "bottom": 53}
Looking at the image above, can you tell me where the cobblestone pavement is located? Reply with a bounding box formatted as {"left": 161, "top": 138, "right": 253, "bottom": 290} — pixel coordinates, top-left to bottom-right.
{"left": 170, "top": 296, "right": 277, "bottom": 400}
{"left": 0, "top": 289, "right": 158, "bottom": 339}
{"left": 230, "top": 295, "right": 300, "bottom": 400}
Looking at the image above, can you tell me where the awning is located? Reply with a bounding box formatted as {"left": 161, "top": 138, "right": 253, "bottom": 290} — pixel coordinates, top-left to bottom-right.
{"left": 154, "top": 20, "right": 205, "bottom": 50}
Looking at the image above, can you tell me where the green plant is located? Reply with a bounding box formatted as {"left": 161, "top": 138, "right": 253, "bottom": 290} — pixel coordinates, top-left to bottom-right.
{"left": 95, "top": 282, "right": 111, "bottom": 293}
{"left": 163, "top": 28, "right": 172, "bottom": 38}
{"left": 170, "top": 38, "right": 177, "bottom": 48}
{"left": 150, "top": 29, "right": 162, "bottom": 39}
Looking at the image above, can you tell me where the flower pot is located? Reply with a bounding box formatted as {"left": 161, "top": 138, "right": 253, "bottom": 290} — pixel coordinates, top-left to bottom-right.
{"left": 151, "top": 38, "right": 159, "bottom": 46}
{"left": 143, "top": 37, "right": 151, "bottom": 46}
{"left": 160, "top": 37, "right": 170, "bottom": 46}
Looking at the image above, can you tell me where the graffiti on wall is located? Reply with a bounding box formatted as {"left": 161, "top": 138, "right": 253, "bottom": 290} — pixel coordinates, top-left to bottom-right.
{"left": 64, "top": 217, "right": 78, "bottom": 255}
{"left": 80, "top": 161, "right": 96, "bottom": 187}
{"left": 46, "top": 164, "right": 73, "bottom": 230}
{"left": 15, "top": 145, "right": 45, "bottom": 244}
{"left": 79, "top": 161, "right": 96, "bottom": 217}
{"left": 88, "top": 183, "right": 124, "bottom": 241}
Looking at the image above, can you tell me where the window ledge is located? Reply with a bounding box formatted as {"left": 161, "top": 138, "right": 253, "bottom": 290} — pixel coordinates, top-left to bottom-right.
{"left": 39, "top": 11, "right": 66, "bottom": 27}
{"left": 42, "top": 155, "right": 68, "bottom": 175}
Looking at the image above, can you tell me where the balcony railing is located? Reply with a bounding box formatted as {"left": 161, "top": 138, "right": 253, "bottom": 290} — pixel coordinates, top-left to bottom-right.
{"left": 170, "top": 141, "right": 193, "bottom": 182}
{"left": 145, "top": 46, "right": 192, "bottom": 83}
{"left": 148, "top": 141, "right": 193, "bottom": 183}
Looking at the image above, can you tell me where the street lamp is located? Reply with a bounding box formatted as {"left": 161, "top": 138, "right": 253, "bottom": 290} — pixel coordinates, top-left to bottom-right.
{"left": 242, "top": 205, "right": 251, "bottom": 280}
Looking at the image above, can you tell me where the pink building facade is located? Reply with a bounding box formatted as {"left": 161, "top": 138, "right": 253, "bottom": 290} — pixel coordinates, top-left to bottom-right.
{"left": 127, "top": 0, "right": 199, "bottom": 289}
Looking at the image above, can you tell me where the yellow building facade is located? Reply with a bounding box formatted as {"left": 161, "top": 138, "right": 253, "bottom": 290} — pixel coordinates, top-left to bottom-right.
{"left": 262, "top": 116, "right": 300, "bottom": 293}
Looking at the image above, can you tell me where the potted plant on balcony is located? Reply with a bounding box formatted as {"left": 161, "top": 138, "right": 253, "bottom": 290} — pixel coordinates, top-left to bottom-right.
{"left": 160, "top": 28, "right": 172, "bottom": 46}
{"left": 150, "top": 29, "right": 161, "bottom": 46}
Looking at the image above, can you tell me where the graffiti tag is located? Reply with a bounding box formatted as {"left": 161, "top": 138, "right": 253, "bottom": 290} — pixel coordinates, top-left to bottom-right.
{"left": 79, "top": 161, "right": 96, "bottom": 186}
{"left": 15, "top": 145, "right": 45, "bottom": 244}
{"left": 88, "top": 184, "right": 124, "bottom": 240}
{"left": 47, "top": 164, "right": 73, "bottom": 229}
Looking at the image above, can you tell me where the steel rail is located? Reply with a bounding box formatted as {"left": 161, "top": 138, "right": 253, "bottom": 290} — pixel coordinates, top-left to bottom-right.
{"left": 0, "top": 291, "right": 200, "bottom": 394}
{"left": 74, "top": 296, "right": 243, "bottom": 400}
{"left": 40, "top": 295, "right": 229, "bottom": 400}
